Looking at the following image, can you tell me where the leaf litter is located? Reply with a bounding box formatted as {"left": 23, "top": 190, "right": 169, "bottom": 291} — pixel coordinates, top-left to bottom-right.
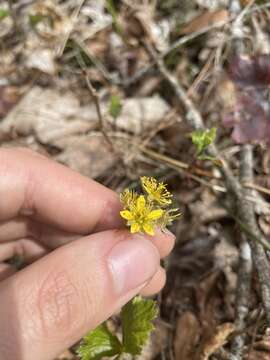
{"left": 1, "top": 0, "right": 270, "bottom": 359}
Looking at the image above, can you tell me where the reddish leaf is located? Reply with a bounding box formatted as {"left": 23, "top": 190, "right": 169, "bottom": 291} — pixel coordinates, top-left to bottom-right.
{"left": 223, "top": 55, "right": 270, "bottom": 143}
{"left": 229, "top": 54, "right": 270, "bottom": 87}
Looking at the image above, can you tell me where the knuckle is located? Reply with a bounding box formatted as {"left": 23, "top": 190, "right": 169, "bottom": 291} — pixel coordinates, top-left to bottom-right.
{"left": 36, "top": 270, "right": 82, "bottom": 338}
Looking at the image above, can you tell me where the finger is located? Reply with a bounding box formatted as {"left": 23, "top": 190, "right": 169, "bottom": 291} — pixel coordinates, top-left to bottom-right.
{"left": 0, "top": 218, "right": 175, "bottom": 257}
{"left": 144, "top": 229, "right": 175, "bottom": 258}
{"left": 0, "top": 148, "right": 122, "bottom": 233}
{"left": 0, "top": 229, "right": 160, "bottom": 360}
{"left": 140, "top": 267, "right": 166, "bottom": 297}
{"left": 0, "top": 263, "right": 16, "bottom": 281}
{"left": 0, "top": 217, "right": 79, "bottom": 248}
{"left": 0, "top": 217, "right": 31, "bottom": 242}
{"left": 0, "top": 239, "right": 48, "bottom": 263}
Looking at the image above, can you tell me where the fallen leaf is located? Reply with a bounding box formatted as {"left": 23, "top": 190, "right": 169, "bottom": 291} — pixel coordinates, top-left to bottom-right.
{"left": 0, "top": 86, "right": 20, "bottom": 119}
{"left": 25, "top": 48, "right": 57, "bottom": 75}
{"left": 109, "top": 95, "right": 169, "bottom": 135}
{"left": 222, "top": 55, "right": 270, "bottom": 144}
{"left": 223, "top": 89, "right": 270, "bottom": 143}
{"left": 181, "top": 10, "right": 229, "bottom": 34}
{"left": 138, "top": 321, "right": 169, "bottom": 360}
{"left": 0, "top": 87, "right": 98, "bottom": 143}
{"left": 54, "top": 134, "right": 117, "bottom": 179}
{"left": 174, "top": 312, "right": 200, "bottom": 360}
{"left": 229, "top": 54, "right": 270, "bottom": 87}
{"left": 197, "top": 323, "right": 235, "bottom": 360}
{"left": 244, "top": 350, "right": 270, "bottom": 360}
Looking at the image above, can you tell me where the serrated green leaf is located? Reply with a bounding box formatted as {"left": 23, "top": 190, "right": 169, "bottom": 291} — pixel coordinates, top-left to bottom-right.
{"left": 191, "top": 127, "right": 217, "bottom": 156}
{"left": 77, "top": 323, "right": 122, "bottom": 360}
{"left": 109, "top": 95, "right": 122, "bottom": 119}
{"left": 0, "top": 9, "right": 9, "bottom": 21}
{"left": 121, "top": 296, "right": 158, "bottom": 355}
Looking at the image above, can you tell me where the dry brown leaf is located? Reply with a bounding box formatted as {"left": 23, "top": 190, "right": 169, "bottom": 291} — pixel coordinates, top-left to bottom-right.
{"left": 181, "top": 10, "right": 229, "bottom": 35}
{"left": 25, "top": 48, "right": 57, "bottom": 75}
{"left": 197, "top": 323, "right": 235, "bottom": 360}
{"left": 138, "top": 321, "right": 169, "bottom": 360}
{"left": 253, "top": 331, "right": 270, "bottom": 353}
{"left": 196, "top": 271, "right": 222, "bottom": 330}
{"left": 124, "top": 4, "right": 170, "bottom": 52}
{"left": 0, "top": 87, "right": 98, "bottom": 144}
{"left": 244, "top": 350, "right": 270, "bottom": 360}
{"left": 109, "top": 95, "right": 169, "bottom": 134}
{"left": 0, "top": 86, "right": 20, "bottom": 119}
{"left": 174, "top": 312, "right": 200, "bottom": 360}
{"left": 54, "top": 134, "right": 117, "bottom": 179}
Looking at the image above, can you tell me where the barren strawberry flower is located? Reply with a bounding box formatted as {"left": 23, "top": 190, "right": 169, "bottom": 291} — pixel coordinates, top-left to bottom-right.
{"left": 120, "top": 177, "right": 180, "bottom": 236}
{"left": 120, "top": 195, "right": 163, "bottom": 236}
{"left": 141, "top": 176, "right": 172, "bottom": 206}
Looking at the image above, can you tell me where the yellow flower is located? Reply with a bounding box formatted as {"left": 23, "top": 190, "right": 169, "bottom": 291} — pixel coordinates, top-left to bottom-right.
{"left": 160, "top": 208, "right": 181, "bottom": 229}
{"left": 141, "top": 177, "right": 172, "bottom": 206}
{"left": 120, "top": 195, "right": 163, "bottom": 236}
{"left": 120, "top": 189, "right": 138, "bottom": 208}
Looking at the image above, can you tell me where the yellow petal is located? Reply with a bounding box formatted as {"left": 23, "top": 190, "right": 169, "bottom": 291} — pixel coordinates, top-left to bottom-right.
{"left": 120, "top": 210, "right": 133, "bottom": 220}
{"left": 130, "top": 222, "right": 140, "bottom": 233}
{"left": 143, "top": 223, "right": 155, "bottom": 236}
{"left": 136, "top": 195, "right": 146, "bottom": 211}
{"left": 147, "top": 209, "right": 163, "bottom": 220}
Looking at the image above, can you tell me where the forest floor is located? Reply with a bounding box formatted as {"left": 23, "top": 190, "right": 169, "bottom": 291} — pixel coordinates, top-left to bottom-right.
{"left": 1, "top": 0, "right": 270, "bottom": 359}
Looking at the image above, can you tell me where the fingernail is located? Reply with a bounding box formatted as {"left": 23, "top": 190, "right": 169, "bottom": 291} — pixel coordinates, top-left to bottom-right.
{"left": 108, "top": 238, "right": 159, "bottom": 295}
{"left": 163, "top": 228, "right": 176, "bottom": 241}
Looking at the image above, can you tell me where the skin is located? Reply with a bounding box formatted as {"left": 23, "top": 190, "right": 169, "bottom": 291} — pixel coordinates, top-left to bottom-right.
{"left": 0, "top": 148, "right": 175, "bottom": 360}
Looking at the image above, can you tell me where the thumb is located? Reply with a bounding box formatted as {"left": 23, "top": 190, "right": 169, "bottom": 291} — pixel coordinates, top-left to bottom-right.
{"left": 0, "top": 230, "right": 160, "bottom": 360}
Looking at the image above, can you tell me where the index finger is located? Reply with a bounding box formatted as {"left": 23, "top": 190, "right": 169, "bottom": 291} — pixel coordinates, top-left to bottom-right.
{"left": 0, "top": 148, "right": 122, "bottom": 234}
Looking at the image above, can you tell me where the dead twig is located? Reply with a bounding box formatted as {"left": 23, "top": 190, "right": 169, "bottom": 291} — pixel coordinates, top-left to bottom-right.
{"left": 76, "top": 53, "right": 123, "bottom": 163}
{"left": 229, "top": 145, "right": 253, "bottom": 360}
{"left": 229, "top": 3, "right": 253, "bottom": 357}
{"left": 243, "top": 182, "right": 270, "bottom": 197}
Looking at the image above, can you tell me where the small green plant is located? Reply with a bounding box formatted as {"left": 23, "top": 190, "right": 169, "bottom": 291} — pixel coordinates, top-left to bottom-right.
{"left": 77, "top": 296, "right": 158, "bottom": 360}
{"left": 191, "top": 127, "right": 217, "bottom": 161}
{"left": 109, "top": 95, "right": 122, "bottom": 120}
{"left": 0, "top": 9, "right": 9, "bottom": 21}
{"left": 77, "top": 177, "right": 179, "bottom": 359}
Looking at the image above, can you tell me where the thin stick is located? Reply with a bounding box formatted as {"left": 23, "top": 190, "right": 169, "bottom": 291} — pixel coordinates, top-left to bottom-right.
{"left": 229, "top": 3, "right": 253, "bottom": 356}
{"left": 57, "top": 0, "right": 86, "bottom": 57}
{"left": 243, "top": 182, "right": 270, "bottom": 196}
{"left": 76, "top": 53, "right": 118, "bottom": 155}
{"left": 229, "top": 145, "right": 253, "bottom": 360}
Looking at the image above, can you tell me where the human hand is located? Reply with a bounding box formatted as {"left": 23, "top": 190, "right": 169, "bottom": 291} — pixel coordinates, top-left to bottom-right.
{"left": 0, "top": 148, "right": 175, "bottom": 360}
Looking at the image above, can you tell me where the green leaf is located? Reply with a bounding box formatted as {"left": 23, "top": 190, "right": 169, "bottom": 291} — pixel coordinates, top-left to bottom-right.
{"left": 121, "top": 296, "right": 158, "bottom": 355}
{"left": 191, "top": 127, "right": 217, "bottom": 156}
{"left": 77, "top": 323, "right": 122, "bottom": 360}
{"left": 109, "top": 95, "right": 122, "bottom": 119}
{"left": 0, "top": 9, "right": 9, "bottom": 21}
